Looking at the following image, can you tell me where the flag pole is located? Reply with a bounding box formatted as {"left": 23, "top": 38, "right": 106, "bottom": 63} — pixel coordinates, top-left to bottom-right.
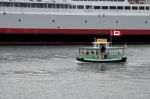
{"left": 110, "top": 30, "right": 112, "bottom": 45}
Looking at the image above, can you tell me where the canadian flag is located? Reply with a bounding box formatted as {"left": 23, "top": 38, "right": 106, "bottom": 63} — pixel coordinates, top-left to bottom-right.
{"left": 111, "top": 30, "right": 122, "bottom": 36}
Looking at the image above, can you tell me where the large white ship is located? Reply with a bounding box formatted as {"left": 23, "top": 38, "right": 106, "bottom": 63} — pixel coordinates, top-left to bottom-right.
{"left": 0, "top": 0, "right": 150, "bottom": 44}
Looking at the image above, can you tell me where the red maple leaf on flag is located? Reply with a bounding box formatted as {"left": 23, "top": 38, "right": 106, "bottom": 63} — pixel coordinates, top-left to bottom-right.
{"left": 111, "top": 30, "right": 122, "bottom": 36}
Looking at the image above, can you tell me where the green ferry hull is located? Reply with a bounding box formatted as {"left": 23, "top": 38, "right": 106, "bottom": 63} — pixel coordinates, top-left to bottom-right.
{"left": 76, "top": 57, "right": 127, "bottom": 63}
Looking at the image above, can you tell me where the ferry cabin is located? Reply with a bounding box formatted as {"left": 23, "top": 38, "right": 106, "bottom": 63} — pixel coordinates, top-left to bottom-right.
{"left": 78, "top": 42, "right": 126, "bottom": 60}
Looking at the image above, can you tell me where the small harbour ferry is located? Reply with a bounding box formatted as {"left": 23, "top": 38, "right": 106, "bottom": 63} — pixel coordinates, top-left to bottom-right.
{"left": 76, "top": 39, "right": 127, "bottom": 63}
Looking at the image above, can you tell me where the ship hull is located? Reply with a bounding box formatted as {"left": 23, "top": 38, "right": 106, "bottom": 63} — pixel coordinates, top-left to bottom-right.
{"left": 0, "top": 33, "right": 149, "bottom": 44}
{"left": 0, "top": 11, "right": 150, "bottom": 44}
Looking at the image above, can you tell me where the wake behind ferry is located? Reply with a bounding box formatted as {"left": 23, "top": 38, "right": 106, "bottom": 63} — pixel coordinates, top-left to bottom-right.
{"left": 0, "top": 0, "right": 150, "bottom": 44}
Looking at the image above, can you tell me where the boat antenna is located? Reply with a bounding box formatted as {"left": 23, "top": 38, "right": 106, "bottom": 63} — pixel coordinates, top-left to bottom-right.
{"left": 94, "top": 37, "right": 96, "bottom": 42}
{"left": 110, "top": 30, "right": 112, "bottom": 45}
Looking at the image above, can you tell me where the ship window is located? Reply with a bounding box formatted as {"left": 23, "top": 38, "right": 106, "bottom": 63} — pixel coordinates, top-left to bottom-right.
{"left": 73, "top": 5, "right": 76, "bottom": 9}
{"left": 64, "top": 4, "right": 68, "bottom": 8}
{"left": 36, "top": 3, "right": 44, "bottom": 8}
{"left": 31, "top": 3, "right": 36, "bottom": 8}
{"left": 139, "top": 6, "right": 145, "bottom": 10}
{"left": 48, "top": 4, "right": 51, "bottom": 8}
{"left": 56, "top": 4, "right": 61, "bottom": 8}
{"left": 117, "top": 6, "right": 123, "bottom": 10}
{"left": 14, "top": 3, "right": 21, "bottom": 7}
{"left": 132, "top": 6, "right": 138, "bottom": 10}
{"left": 109, "top": 6, "right": 116, "bottom": 9}
{"left": 85, "top": 5, "right": 92, "bottom": 9}
{"left": 102, "top": 6, "right": 108, "bottom": 10}
{"left": 44, "top": 3, "right": 47, "bottom": 8}
{"left": 48, "top": 4, "right": 55, "bottom": 8}
{"left": 60, "top": 4, "right": 64, "bottom": 8}
{"left": 124, "top": 6, "right": 131, "bottom": 10}
{"left": 27, "top": 3, "right": 30, "bottom": 7}
{"left": 77, "top": 5, "right": 84, "bottom": 9}
{"left": 94, "top": 6, "right": 101, "bottom": 9}
{"left": 118, "top": 0, "right": 124, "bottom": 1}
{"left": 0, "top": 2, "right": 13, "bottom": 7}
{"left": 146, "top": 6, "right": 150, "bottom": 10}
{"left": 69, "top": 5, "right": 72, "bottom": 9}
{"left": 19, "top": 3, "right": 28, "bottom": 7}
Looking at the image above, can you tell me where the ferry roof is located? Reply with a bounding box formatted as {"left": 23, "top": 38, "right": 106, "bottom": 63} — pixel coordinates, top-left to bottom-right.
{"left": 92, "top": 42, "right": 111, "bottom": 44}
{"left": 79, "top": 46, "right": 125, "bottom": 49}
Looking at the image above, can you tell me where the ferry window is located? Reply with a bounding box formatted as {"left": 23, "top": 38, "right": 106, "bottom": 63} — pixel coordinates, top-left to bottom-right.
{"left": 117, "top": 6, "right": 123, "bottom": 10}
{"left": 132, "top": 6, "right": 138, "bottom": 10}
{"left": 146, "top": 6, "right": 150, "bottom": 10}
{"left": 124, "top": 6, "right": 131, "bottom": 10}
{"left": 109, "top": 6, "right": 116, "bottom": 9}
{"left": 139, "top": 6, "right": 145, "bottom": 10}
{"left": 1, "top": 2, "right": 12, "bottom": 7}
{"left": 94, "top": 6, "right": 101, "bottom": 9}
{"left": 77, "top": 5, "right": 84, "bottom": 9}
{"left": 102, "top": 6, "right": 108, "bottom": 10}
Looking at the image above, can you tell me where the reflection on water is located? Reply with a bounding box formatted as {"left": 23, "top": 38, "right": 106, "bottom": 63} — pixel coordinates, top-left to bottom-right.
{"left": 77, "top": 62, "right": 126, "bottom": 73}
{"left": 0, "top": 45, "right": 150, "bottom": 99}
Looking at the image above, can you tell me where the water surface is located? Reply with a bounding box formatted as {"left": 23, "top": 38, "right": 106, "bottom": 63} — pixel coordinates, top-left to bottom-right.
{"left": 0, "top": 45, "right": 150, "bottom": 99}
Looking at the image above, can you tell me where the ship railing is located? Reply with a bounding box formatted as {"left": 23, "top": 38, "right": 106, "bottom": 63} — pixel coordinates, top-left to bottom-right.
{"left": 0, "top": 6, "right": 150, "bottom": 14}
{"left": 0, "top": 7, "right": 87, "bottom": 13}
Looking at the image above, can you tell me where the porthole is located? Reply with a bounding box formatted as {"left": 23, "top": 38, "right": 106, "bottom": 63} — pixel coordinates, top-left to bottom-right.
{"left": 3, "top": 12, "right": 6, "bottom": 15}
{"left": 102, "top": 14, "right": 105, "bottom": 18}
{"left": 116, "top": 20, "right": 119, "bottom": 24}
{"left": 52, "top": 19, "right": 55, "bottom": 23}
{"left": 85, "top": 20, "right": 87, "bottom": 23}
{"left": 145, "top": 21, "right": 148, "bottom": 24}
{"left": 18, "top": 19, "right": 21, "bottom": 22}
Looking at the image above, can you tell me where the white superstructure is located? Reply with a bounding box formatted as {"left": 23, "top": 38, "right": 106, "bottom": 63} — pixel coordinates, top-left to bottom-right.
{"left": 0, "top": 0, "right": 150, "bottom": 36}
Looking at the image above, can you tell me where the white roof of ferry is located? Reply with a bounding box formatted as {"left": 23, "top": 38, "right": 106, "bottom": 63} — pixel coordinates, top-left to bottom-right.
{"left": 92, "top": 42, "right": 111, "bottom": 44}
